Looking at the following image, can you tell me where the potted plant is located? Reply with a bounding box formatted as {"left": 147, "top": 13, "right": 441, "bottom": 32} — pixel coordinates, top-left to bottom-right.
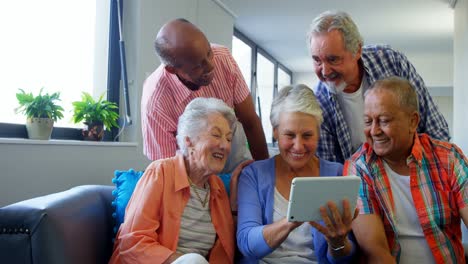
{"left": 72, "top": 92, "right": 119, "bottom": 141}
{"left": 15, "top": 88, "right": 64, "bottom": 140}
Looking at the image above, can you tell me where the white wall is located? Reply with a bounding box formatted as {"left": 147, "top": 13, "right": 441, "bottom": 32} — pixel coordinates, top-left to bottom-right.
{"left": 432, "top": 96, "right": 453, "bottom": 135}
{"left": 454, "top": 0, "right": 468, "bottom": 243}
{"left": 293, "top": 71, "right": 318, "bottom": 89}
{"left": 407, "top": 52, "right": 453, "bottom": 87}
{"left": 453, "top": 0, "right": 468, "bottom": 152}
{"left": 0, "top": 140, "right": 146, "bottom": 207}
{"left": 0, "top": 0, "right": 235, "bottom": 207}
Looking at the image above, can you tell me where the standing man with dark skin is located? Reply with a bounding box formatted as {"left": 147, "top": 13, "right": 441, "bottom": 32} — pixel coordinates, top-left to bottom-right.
{"left": 307, "top": 11, "right": 449, "bottom": 163}
{"left": 141, "top": 19, "right": 269, "bottom": 173}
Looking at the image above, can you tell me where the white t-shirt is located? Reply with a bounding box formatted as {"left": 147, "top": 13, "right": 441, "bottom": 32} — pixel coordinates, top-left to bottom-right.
{"left": 336, "top": 75, "right": 369, "bottom": 152}
{"left": 220, "top": 121, "right": 252, "bottom": 174}
{"left": 260, "top": 188, "right": 317, "bottom": 264}
{"left": 384, "top": 162, "right": 436, "bottom": 264}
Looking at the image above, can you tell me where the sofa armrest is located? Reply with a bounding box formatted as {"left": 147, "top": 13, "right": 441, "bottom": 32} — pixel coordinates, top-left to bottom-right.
{"left": 0, "top": 185, "right": 115, "bottom": 264}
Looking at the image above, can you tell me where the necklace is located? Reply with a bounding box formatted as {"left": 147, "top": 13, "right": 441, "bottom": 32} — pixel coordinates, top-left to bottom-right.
{"left": 187, "top": 176, "right": 209, "bottom": 207}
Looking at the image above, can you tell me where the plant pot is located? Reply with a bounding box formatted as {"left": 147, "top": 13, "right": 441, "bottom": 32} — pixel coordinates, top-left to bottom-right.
{"left": 26, "top": 117, "right": 54, "bottom": 140}
{"left": 82, "top": 121, "right": 105, "bottom": 141}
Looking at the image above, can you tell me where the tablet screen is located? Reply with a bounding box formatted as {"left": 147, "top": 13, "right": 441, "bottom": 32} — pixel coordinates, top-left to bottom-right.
{"left": 286, "top": 176, "right": 361, "bottom": 222}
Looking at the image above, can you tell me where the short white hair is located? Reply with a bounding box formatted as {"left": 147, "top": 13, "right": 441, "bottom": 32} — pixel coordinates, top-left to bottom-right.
{"left": 176, "top": 97, "right": 237, "bottom": 156}
{"left": 270, "top": 84, "right": 323, "bottom": 129}
{"left": 307, "top": 11, "right": 363, "bottom": 56}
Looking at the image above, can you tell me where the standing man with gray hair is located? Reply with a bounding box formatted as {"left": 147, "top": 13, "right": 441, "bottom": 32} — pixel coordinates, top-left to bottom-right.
{"left": 307, "top": 11, "right": 449, "bottom": 163}
{"left": 141, "top": 18, "right": 269, "bottom": 174}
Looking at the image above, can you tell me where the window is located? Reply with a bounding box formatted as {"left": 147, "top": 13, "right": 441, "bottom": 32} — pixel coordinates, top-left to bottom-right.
{"left": 256, "top": 53, "right": 275, "bottom": 144}
{"left": 232, "top": 36, "right": 252, "bottom": 90}
{"left": 278, "top": 67, "right": 292, "bottom": 91}
{"left": 0, "top": 1, "right": 120, "bottom": 140}
{"left": 232, "top": 29, "right": 293, "bottom": 146}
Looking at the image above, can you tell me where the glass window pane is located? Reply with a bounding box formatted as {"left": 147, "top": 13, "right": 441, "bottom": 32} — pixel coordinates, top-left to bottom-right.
{"left": 0, "top": 1, "right": 98, "bottom": 128}
{"left": 278, "top": 68, "right": 292, "bottom": 90}
{"left": 256, "top": 53, "right": 275, "bottom": 144}
{"left": 232, "top": 36, "right": 252, "bottom": 90}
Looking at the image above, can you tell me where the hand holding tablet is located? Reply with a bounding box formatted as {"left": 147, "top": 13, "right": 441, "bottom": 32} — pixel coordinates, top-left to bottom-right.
{"left": 286, "top": 176, "right": 361, "bottom": 222}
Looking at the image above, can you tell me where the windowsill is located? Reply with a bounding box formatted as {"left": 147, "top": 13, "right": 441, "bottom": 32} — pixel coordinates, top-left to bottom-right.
{"left": 0, "top": 137, "right": 138, "bottom": 147}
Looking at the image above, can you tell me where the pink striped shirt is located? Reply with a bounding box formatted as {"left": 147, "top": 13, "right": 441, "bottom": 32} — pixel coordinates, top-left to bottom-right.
{"left": 141, "top": 44, "right": 250, "bottom": 160}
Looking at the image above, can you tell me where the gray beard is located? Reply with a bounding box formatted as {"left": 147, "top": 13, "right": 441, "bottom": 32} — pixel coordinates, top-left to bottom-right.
{"left": 325, "top": 81, "right": 347, "bottom": 94}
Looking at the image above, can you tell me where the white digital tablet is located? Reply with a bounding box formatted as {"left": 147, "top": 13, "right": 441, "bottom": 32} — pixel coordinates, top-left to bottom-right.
{"left": 286, "top": 176, "right": 361, "bottom": 222}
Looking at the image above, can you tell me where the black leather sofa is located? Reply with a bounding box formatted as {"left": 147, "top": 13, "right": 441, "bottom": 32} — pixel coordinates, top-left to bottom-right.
{"left": 2, "top": 184, "right": 468, "bottom": 264}
{"left": 0, "top": 185, "right": 115, "bottom": 264}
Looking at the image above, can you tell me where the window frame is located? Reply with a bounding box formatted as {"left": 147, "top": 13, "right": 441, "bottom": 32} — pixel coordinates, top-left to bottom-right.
{"left": 233, "top": 28, "right": 293, "bottom": 146}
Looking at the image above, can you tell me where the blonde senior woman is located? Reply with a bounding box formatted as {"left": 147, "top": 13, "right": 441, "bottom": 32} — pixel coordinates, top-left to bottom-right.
{"left": 110, "top": 97, "right": 246, "bottom": 264}
{"left": 237, "top": 84, "right": 358, "bottom": 263}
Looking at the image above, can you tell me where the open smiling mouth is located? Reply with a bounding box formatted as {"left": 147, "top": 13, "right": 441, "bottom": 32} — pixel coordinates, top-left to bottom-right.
{"left": 323, "top": 72, "right": 341, "bottom": 81}
{"left": 373, "top": 138, "right": 389, "bottom": 144}
{"left": 212, "top": 152, "right": 225, "bottom": 160}
{"left": 290, "top": 152, "right": 306, "bottom": 158}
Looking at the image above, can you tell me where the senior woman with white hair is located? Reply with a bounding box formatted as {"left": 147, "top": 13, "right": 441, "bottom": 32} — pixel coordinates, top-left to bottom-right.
{"left": 237, "top": 84, "right": 358, "bottom": 263}
{"left": 109, "top": 97, "right": 243, "bottom": 264}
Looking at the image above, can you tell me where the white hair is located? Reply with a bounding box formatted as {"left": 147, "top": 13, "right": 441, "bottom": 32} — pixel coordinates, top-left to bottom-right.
{"left": 176, "top": 97, "right": 237, "bottom": 156}
{"left": 270, "top": 84, "right": 323, "bottom": 129}
{"left": 307, "top": 11, "right": 363, "bottom": 56}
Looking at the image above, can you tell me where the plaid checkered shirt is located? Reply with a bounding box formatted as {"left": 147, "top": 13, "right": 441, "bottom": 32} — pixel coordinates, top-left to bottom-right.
{"left": 344, "top": 133, "right": 468, "bottom": 263}
{"left": 315, "top": 45, "right": 450, "bottom": 163}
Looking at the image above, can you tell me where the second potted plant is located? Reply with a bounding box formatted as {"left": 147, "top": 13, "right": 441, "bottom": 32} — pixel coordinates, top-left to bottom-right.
{"left": 72, "top": 92, "right": 119, "bottom": 141}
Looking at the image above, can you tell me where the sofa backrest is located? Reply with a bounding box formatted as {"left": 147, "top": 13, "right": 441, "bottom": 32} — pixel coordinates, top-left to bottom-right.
{"left": 0, "top": 185, "right": 115, "bottom": 264}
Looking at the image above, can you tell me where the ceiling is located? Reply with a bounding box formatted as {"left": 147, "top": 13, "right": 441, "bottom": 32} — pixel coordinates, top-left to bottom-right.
{"left": 219, "top": 0, "right": 454, "bottom": 73}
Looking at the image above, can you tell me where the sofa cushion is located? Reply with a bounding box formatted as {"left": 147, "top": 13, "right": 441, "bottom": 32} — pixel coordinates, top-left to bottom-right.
{"left": 111, "top": 169, "right": 144, "bottom": 233}
{"left": 217, "top": 173, "right": 232, "bottom": 196}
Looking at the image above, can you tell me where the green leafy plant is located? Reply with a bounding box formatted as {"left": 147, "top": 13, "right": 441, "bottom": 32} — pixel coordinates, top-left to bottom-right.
{"left": 72, "top": 92, "right": 119, "bottom": 131}
{"left": 15, "top": 88, "right": 64, "bottom": 121}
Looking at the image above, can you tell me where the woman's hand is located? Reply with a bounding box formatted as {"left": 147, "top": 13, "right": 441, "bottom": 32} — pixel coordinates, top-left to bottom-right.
{"left": 309, "top": 199, "right": 359, "bottom": 255}
{"left": 229, "top": 159, "right": 254, "bottom": 211}
{"left": 262, "top": 218, "right": 303, "bottom": 249}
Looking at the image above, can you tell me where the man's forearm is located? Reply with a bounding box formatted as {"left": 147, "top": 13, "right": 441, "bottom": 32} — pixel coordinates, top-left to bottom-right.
{"left": 365, "top": 246, "right": 395, "bottom": 264}
{"left": 352, "top": 214, "right": 395, "bottom": 264}
{"left": 243, "top": 119, "right": 269, "bottom": 160}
